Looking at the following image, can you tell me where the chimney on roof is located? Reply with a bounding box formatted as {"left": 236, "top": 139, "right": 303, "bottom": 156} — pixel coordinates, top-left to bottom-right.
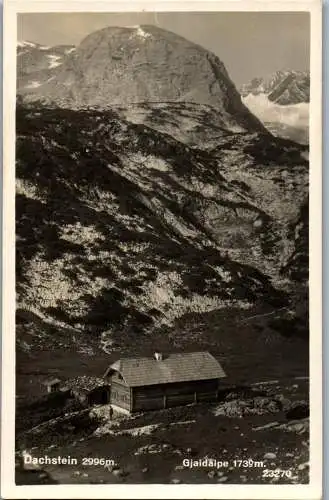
{"left": 154, "top": 352, "right": 163, "bottom": 361}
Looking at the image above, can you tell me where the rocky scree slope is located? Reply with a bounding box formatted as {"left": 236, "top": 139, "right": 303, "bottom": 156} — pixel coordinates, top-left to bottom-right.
{"left": 18, "top": 25, "right": 265, "bottom": 134}
{"left": 16, "top": 103, "right": 308, "bottom": 353}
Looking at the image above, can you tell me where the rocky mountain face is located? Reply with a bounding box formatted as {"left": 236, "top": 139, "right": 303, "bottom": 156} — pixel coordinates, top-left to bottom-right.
{"left": 240, "top": 71, "right": 310, "bottom": 105}
{"left": 17, "top": 26, "right": 265, "bottom": 134}
{"left": 16, "top": 25, "right": 308, "bottom": 385}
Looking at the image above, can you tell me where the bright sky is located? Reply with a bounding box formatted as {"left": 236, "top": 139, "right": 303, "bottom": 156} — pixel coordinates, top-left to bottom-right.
{"left": 17, "top": 12, "right": 310, "bottom": 86}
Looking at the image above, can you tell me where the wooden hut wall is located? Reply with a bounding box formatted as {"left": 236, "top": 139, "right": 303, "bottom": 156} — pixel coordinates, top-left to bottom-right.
{"left": 110, "top": 380, "right": 131, "bottom": 411}
{"left": 192, "top": 379, "right": 219, "bottom": 402}
{"left": 132, "top": 384, "right": 165, "bottom": 412}
{"left": 131, "top": 379, "right": 219, "bottom": 412}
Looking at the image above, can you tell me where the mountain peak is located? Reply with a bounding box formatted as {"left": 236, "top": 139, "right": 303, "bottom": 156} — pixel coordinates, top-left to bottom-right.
{"left": 240, "top": 70, "right": 310, "bottom": 105}
{"left": 241, "top": 69, "right": 310, "bottom": 143}
{"left": 17, "top": 25, "right": 266, "bottom": 134}
{"left": 134, "top": 26, "right": 151, "bottom": 38}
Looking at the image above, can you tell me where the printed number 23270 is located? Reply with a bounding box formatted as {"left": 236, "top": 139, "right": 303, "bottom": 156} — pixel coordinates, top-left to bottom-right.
{"left": 262, "top": 469, "right": 292, "bottom": 479}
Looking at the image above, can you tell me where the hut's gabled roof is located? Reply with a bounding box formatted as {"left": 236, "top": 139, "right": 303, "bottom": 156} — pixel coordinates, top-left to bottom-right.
{"left": 104, "top": 351, "right": 226, "bottom": 387}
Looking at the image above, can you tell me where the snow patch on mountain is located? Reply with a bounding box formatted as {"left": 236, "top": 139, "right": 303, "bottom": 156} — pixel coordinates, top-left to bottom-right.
{"left": 242, "top": 93, "right": 309, "bottom": 129}
{"left": 136, "top": 26, "right": 152, "bottom": 39}
{"left": 128, "top": 26, "right": 152, "bottom": 40}
{"left": 47, "top": 54, "right": 62, "bottom": 69}
{"left": 17, "top": 41, "right": 37, "bottom": 48}
{"left": 25, "top": 80, "right": 42, "bottom": 89}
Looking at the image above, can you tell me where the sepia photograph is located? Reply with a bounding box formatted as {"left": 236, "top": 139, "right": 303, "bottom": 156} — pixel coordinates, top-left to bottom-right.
{"left": 1, "top": 1, "right": 323, "bottom": 498}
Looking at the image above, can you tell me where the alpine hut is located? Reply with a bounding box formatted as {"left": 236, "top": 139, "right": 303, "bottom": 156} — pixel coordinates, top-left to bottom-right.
{"left": 103, "top": 351, "right": 226, "bottom": 413}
